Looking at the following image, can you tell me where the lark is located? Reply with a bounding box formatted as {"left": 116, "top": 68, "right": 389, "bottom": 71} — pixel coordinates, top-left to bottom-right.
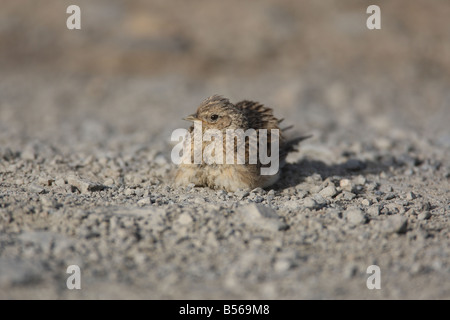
{"left": 174, "top": 95, "right": 308, "bottom": 192}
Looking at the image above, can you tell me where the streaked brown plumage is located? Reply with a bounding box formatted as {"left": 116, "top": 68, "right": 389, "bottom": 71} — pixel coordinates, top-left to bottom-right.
{"left": 174, "top": 95, "right": 308, "bottom": 192}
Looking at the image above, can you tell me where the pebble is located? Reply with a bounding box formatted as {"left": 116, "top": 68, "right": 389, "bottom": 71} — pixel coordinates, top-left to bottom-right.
{"left": 178, "top": 213, "right": 193, "bottom": 225}
{"left": 237, "top": 204, "right": 287, "bottom": 231}
{"left": 343, "top": 159, "right": 366, "bottom": 171}
{"left": 345, "top": 208, "right": 367, "bottom": 225}
{"left": 235, "top": 190, "right": 249, "bottom": 200}
{"left": 382, "top": 215, "right": 408, "bottom": 234}
{"left": 21, "top": 145, "right": 36, "bottom": 161}
{"left": 38, "top": 176, "right": 54, "bottom": 186}
{"left": 383, "top": 193, "right": 396, "bottom": 200}
{"left": 319, "top": 185, "right": 338, "bottom": 198}
{"left": 137, "top": 197, "right": 151, "bottom": 206}
{"left": 104, "top": 178, "right": 115, "bottom": 186}
{"left": 55, "top": 178, "right": 66, "bottom": 187}
{"left": 406, "top": 192, "right": 416, "bottom": 200}
{"left": 367, "top": 205, "right": 380, "bottom": 216}
{"left": 29, "top": 184, "right": 44, "bottom": 194}
{"left": 342, "top": 191, "right": 356, "bottom": 200}
{"left": 273, "top": 259, "right": 291, "bottom": 273}
{"left": 251, "top": 187, "right": 266, "bottom": 195}
{"left": 418, "top": 211, "right": 431, "bottom": 220}
{"left": 339, "top": 179, "right": 353, "bottom": 192}
{"left": 67, "top": 175, "right": 106, "bottom": 194}
{"left": 354, "top": 175, "right": 366, "bottom": 185}
{"left": 303, "top": 197, "right": 318, "bottom": 209}
{"left": 153, "top": 153, "right": 168, "bottom": 166}
{"left": 284, "top": 200, "right": 301, "bottom": 211}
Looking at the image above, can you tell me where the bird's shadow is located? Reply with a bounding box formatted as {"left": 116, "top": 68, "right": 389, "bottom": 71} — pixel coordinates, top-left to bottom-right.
{"left": 272, "top": 157, "right": 392, "bottom": 191}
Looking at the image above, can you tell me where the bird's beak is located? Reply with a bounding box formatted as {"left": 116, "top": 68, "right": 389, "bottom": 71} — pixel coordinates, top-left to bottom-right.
{"left": 183, "top": 114, "right": 198, "bottom": 122}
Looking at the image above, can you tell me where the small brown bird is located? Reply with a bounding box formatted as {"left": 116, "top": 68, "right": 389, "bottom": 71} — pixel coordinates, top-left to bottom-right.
{"left": 174, "top": 95, "right": 308, "bottom": 192}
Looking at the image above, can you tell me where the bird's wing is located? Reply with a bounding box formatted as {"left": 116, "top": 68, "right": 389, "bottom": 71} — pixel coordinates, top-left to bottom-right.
{"left": 235, "top": 100, "right": 280, "bottom": 131}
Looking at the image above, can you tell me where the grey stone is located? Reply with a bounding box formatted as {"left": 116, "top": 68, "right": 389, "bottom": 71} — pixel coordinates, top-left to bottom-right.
{"left": 67, "top": 175, "right": 106, "bottom": 194}
{"left": 303, "top": 197, "right": 318, "bottom": 209}
{"left": 319, "top": 185, "right": 338, "bottom": 198}
{"left": 345, "top": 208, "right": 368, "bottom": 225}
{"left": 343, "top": 159, "right": 366, "bottom": 171}
{"left": 406, "top": 192, "right": 417, "bottom": 200}
{"left": 339, "top": 179, "right": 353, "bottom": 192}
{"left": 29, "top": 183, "right": 44, "bottom": 194}
{"left": 235, "top": 189, "right": 249, "bottom": 200}
{"left": 382, "top": 215, "right": 408, "bottom": 234}
{"left": 284, "top": 200, "right": 301, "bottom": 211}
{"left": 367, "top": 205, "right": 380, "bottom": 216}
{"left": 418, "top": 211, "right": 431, "bottom": 220}
{"left": 177, "top": 213, "right": 193, "bottom": 225}
{"left": 237, "top": 204, "right": 287, "bottom": 231}
{"left": 137, "top": 197, "right": 151, "bottom": 206}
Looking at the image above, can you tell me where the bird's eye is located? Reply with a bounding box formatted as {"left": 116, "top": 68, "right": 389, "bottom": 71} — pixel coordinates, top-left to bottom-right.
{"left": 210, "top": 114, "right": 219, "bottom": 121}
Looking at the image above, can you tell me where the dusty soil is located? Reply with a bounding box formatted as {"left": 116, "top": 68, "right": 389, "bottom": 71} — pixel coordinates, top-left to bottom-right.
{"left": 0, "top": 0, "right": 449, "bottom": 299}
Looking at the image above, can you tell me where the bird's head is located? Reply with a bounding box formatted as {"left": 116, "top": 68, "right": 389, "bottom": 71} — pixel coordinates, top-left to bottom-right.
{"left": 183, "top": 95, "right": 248, "bottom": 131}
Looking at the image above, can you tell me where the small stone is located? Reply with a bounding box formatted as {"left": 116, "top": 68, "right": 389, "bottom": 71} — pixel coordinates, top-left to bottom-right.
{"left": 39, "top": 196, "right": 55, "bottom": 208}
{"left": 343, "top": 159, "right": 366, "bottom": 171}
{"left": 313, "top": 194, "right": 326, "bottom": 205}
{"left": 406, "top": 192, "right": 416, "bottom": 200}
{"left": 237, "top": 204, "right": 287, "bottom": 231}
{"left": 55, "top": 178, "right": 66, "bottom": 187}
{"left": 418, "top": 211, "right": 431, "bottom": 220}
{"left": 345, "top": 208, "right": 367, "bottom": 225}
{"left": 133, "top": 176, "right": 143, "bottom": 184}
{"left": 251, "top": 187, "right": 266, "bottom": 195}
{"left": 153, "top": 153, "right": 168, "bottom": 166}
{"left": 178, "top": 213, "right": 193, "bottom": 225}
{"left": 273, "top": 259, "right": 291, "bottom": 273}
{"left": 380, "top": 185, "right": 393, "bottom": 193}
{"left": 67, "top": 175, "right": 106, "bottom": 194}
{"left": 361, "top": 199, "right": 371, "bottom": 206}
{"left": 250, "top": 195, "right": 263, "bottom": 203}
{"left": 21, "top": 145, "right": 36, "bottom": 161}
{"left": 319, "top": 185, "right": 338, "bottom": 198}
{"left": 29, "top": 183, "right": 44, "bottom": 194}
{"left": 354, "top": 175, "right": 366, "bottom": 185}
{"left": 342, "top": 191, "right": 356, "bottom": 200}
{"left": 235, "top": 189, "right": 249, "bottom": 200}
{"left": 216, "top": 190, "right": 226, "bottom": 197}
{"left": 367, "top": 205, "right": 380, "bottom": 216}
{"left": 104, "top": 178, "right": 115, "bottom": 186}
{"left": 38, "top": 176, "right": 54, "bottom": 186}
{"left": 303, "top": 197, "right": 317, "bottom": 209}
{"left": 135, "top": 188, "right": 144, "bottom": 197}
{"left": 339, "top": 179, "right": 353, "bottom": 192}
{"left": 137, "top": 197, "right": 151, "bottom": 206}
{"left": 382, "top": 215, "right": 408, "bottom": 234}
{"left": 383, "top": 193, "right": 396, "bottom": 200}
{"left": 366, "top": 182, "right": 378, "bottom": 191}
{"left": 284, "top": 200, "right": 301, "bottom": 211}
{"left": 124, "top": 188, "right": 135, "bottom": 196}
{"left": 194, "top": 197, "right": 206, "bottom": 204}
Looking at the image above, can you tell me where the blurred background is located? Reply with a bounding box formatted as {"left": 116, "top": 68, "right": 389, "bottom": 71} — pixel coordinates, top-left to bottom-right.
{"left": 0, "top": 0, "right": 449, "bottom": 159}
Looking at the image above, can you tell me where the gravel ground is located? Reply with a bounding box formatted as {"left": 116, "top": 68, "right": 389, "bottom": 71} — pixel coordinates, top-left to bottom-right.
{"left": 0, "top": 1, "right": 449, "bottom": 299}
